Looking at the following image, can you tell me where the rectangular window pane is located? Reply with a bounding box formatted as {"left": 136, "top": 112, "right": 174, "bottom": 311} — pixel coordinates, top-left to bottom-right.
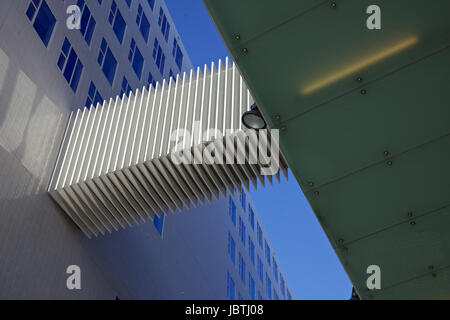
{"left": 139, "top": 15, "right": 150, "bottom": 42}
{"left": 70, "top": 60, "right": 83, "bottom": 92}
{"left": 85, "top": 18, "right": 96, "bottom": 45}
{"left": 103, "top": 48, "right": 117, "bottom": 85}
{"left": 32, "top": 0, "right": 56, "bottom": 46}
{"left": 113, "top": 10, "right": 126, "bottom": 43}
{"left": 132, "top": 48, "right": 144, "bottom": 79}
{"left": 26, "top": 3, "right": 36, "bottom": 21}
{"left": 63, "top": 49, "right": 77, "bottom": 83}
{"left": 153, "top": 213, "right": 164, "bottom": 235}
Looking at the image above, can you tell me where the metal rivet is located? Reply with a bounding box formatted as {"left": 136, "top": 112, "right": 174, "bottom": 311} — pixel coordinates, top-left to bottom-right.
{"left": 314, "top": 191, "right": 319, "bottom": 196}
{"left": 383, "top": 150, "right": 389, "bottom": 157}
{"left": 410, "top": 221, "right": 416, "bottom": 226}
{"left": 331, "top": 2, "right": 337, "bottom": 8}
{"left": 356, "top": 76, "right": 363, "bottom": 82}
{"left": 432, "top": 273, "right": 437, "bottom": 278}
{"left": 242, "top": 48, "right": 248, "bottom": 54}
{"left": 235, "top": 35, "right": 241, "bottom": 41}
{"left": 407, "top": 212, "right": 413, "bottom": 218}
{"left": 308, "top": 182, "right": 314, "bottom": 187}
{"left": 281, "top": 126, "right": 287, "bottom": 131}
{"left": 387, "top": 161, "right": 393, "bottom": 166}
{"left": 275, "top": 115, "right": 281, "bottom": 121}
{"left": 360, "top": 89, "right": 367, "bottom": 95}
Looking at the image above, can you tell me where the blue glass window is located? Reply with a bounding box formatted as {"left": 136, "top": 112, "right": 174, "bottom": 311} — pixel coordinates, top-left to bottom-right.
{"left": 77, "top": 0, "right": 96, "bottom": 46}
{"left": 229, "top": 196, "right": 236, "bottom": 226}
{"left": 257, "top": 223, "right": 263, "bottom": 247}
{"left": 98, "top": 38, "right": 117, "bottom": 85}
{"left": 121, "top": 76, "right": 132, "bottom": 97}
{"left": 265, "top": 240, "right": 271, "bottom": 266}
{"left": 148, "top": 72, "right": 155, "bottom": 88}
{"left": 228, "top": 232, "right": 235, "bottom": 265}
{"left": 109, "top": 1, "right": 126, "bottom": 43}
{"left": 238, "top": 253, "right": 246, "bottom": 283}
{"left": 239, "top": 216, "right": 246, "bottom": 246}
{"left": 136, "top": 4, "right": 150, "bottom": 43}
{"left": 152, "top": 38, "right": 165, "bottom": 75}
{"left": 273, "top": 258, "right": 278, "bottom": 282}
{"left": 158, "top": 7, "right": 170, "bottom": 41}
{"left": 248, "top": 205, "right": 255, "bottom": 230}
{"left": 287, "top": 290, "right": 292, "bottom": 300}
{"left": 266, "top": 273, "right": 272, "bottom": 300}
{"left": 172, "top": 38, "right": 184, "bottom": 70}
{"left": 227, "top": 272, "right": 235, "bottom": 300}
{"left": 249, "top": 275, "right": 255, "bottom": 300}
{"left": 147, "top": 0, "right": 155, "bottom": 10}
{"left": 280, "top": 276, "right": 285, "bottom": 298}
{"left": 153, "top": 213, "right": 164, "bottom": 236}
{"left": 125, "top": 0, "right": 131, "bottom": 7}
{"left": 85, "top": 81, "right": 103, "bottom": 109}
{"left": 240, "top": 189, "right": 246, "bottom": 210}
{"left": 58, "top": 38, "right": 83, "bottom": 93}
{"left": 128, "top": 38, "right": 144, "bottom": 79}
{"left": 257, "top": 255, "right": 263, "bottom": 281}
{"left": 248, "top": 237, "right": 255, "bottom": 264}
{"left": 26, "top": 0, "right": 56, "bottom": 47}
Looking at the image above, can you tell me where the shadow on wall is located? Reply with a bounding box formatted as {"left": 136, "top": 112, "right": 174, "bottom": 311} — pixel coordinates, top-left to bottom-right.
{"left": 0, "top": 47, "right": 123, "bottom": 299}
{"left": 0, "top": 47, "right": 65, "bottom": 198}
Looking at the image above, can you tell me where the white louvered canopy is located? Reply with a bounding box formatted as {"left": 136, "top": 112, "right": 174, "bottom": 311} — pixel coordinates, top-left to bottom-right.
{"left": 48, "top": 58, "right": 289, "bottom": 238}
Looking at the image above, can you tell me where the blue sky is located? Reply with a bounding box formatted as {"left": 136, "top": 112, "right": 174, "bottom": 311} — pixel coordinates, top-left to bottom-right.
{"left": 165, "top": 0, "right": 353, "bottom": 300}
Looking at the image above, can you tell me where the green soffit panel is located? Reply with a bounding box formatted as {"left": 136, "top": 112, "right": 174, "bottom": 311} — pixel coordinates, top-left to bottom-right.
{"left": 202, "top": 0, "right": 450, "bottom": 299}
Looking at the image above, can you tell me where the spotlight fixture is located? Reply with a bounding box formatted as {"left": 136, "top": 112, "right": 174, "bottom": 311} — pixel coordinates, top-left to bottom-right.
{"left": 242, "top": 103, "right": 266, "bottom": 130}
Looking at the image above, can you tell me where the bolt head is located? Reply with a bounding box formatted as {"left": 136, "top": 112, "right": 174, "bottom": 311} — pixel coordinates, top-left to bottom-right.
{"left": 356, "top": 76, "right": 363, "bottom": 82}
{"left": 235, "top": 35, "right": 241, "bottom": 40}
{"left": 308, "top": 182, "right": 314, "bottom": 187}
{"left": 410, "top": 221, "right": 416, "bottom": 226}
{"left": 331, "top": 2, "right": 337, "bottom": 8}
{"left": 383, "top": 150, "right": 389, "bottom": 156}
{"left": 360, "top": 89, "right": 367, "bottom": 95}
{"left": 407, "top": 212, "right": 413, "bottom": 218}
{"left": 387, "top": 161, "right": 393, "bottom": 166}
{"left": 281, "top": 126, "right": 286, "bottom": 131}
{"left": 338, "top": 238, "right": 344, "bottom": 244}
{"left": 242, "top": 48, "right": 248, "bottom": 54}
{"left": 275, "top": 115, "right": 281, "bottom": 121}
{"left": 314, "top": 191, "right": 319, "bottom": 196}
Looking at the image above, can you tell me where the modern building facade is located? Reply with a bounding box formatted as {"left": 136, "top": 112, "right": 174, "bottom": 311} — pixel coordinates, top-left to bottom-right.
{"left": 0, "top": 0, "right": 292, "bottom": 299}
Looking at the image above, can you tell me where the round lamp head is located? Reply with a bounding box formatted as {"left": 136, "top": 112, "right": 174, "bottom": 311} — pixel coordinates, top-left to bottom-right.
{"left": 242, "top": 104, "right": 266, "bottom": 130}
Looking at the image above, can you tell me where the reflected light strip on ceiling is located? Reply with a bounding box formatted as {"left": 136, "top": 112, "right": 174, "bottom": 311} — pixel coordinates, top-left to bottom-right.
{"left": 300, "top": 36, "right": 418, "bottom": 95}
